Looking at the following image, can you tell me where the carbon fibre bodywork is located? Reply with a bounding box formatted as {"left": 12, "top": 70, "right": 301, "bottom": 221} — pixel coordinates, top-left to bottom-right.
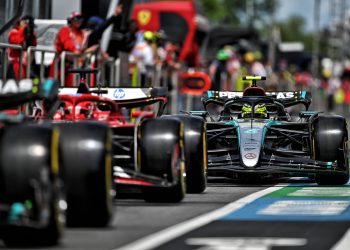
{"left": 44, "top": 86, "right": 184, "bottom": 192}
{"left": 193, "top": 90, "right": 349, "bottom": 181}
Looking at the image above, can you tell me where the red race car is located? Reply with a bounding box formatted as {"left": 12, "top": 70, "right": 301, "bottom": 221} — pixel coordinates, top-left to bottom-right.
{"left": 38, "top": 83, "right": 207, "bottom": 202}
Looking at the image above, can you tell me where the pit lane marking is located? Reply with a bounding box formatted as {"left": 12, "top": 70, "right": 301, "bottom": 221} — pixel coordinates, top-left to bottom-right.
{"left": 115, "top": 185, "right": 285, "bottom": 250}
{"left": 331, "top": 228, "right": 350, "bottom": 250}
{"left": 258, "top": 200, "right": 350, "bottom": 216}
{"left": 220, "top": 180, "right": 350, "bottom": 221}
{"left": 186, "top": 237, "right": 307, "bottom": 250}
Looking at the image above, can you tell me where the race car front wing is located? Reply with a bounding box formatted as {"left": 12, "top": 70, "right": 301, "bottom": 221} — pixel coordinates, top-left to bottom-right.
{"left": 207, "top": 154, "right": 348, "bottom": 177}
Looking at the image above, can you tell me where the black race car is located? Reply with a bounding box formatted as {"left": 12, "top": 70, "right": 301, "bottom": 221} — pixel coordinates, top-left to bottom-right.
{"left": 189, "top": 76, "right": 349, "bottom": 185}
{"left": 0, "top": 79, "right": 113, "bottom": 246}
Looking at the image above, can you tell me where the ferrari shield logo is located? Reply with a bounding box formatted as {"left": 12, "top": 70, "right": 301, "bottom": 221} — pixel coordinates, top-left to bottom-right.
{"left": 138, "top": 10, "right": 152, "bottom": 26}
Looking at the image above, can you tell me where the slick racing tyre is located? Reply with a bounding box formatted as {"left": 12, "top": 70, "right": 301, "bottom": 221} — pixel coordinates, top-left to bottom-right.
{"left": 163, "top": 115, "right": 207, "bottom": 193}
{"left": 313, "top": 115, "right": 349, "bottom": 185}
{"left": 139, "top": 118, "right": 186, "bottom": 202}
{"left": 57, "top": 121, "right": 113, "bottom": 227}
{"left": 0, "top": 124, "right": 63, "bottom": 246}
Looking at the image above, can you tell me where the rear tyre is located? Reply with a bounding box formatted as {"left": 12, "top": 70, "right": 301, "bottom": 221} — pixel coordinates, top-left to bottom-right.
{"left": 57, "top": 121, "right": 113, "bottom": 227}
{"left": 139, "top": 118, "right": 186, "bottom": 202}
{"left": 164, "top": 115, "right": 207, "bottom": 193}
{"left": 313, "top": 115, "right": 349, "bottom": 185}
{"left": 0, "top": 125, "right": 63, "bottom": 246}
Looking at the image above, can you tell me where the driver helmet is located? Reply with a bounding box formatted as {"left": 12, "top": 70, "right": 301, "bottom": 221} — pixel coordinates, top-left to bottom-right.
{"left": 241, "top": 103, "right": 267, "bottom": 119}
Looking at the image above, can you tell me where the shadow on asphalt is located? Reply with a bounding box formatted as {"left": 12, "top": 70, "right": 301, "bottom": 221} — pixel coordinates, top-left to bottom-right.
{"left": 208, "top": 176, "right": 315, "bottom": 187}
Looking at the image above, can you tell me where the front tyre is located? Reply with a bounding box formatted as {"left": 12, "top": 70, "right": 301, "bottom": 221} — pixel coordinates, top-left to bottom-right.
{"left": 313, "top": 115, "right": 349, "bottom": 185}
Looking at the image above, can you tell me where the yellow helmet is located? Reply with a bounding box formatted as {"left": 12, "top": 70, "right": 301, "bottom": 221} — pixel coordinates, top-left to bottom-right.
{"left": 241, "top": 103, "right": 267, "bottom": 119}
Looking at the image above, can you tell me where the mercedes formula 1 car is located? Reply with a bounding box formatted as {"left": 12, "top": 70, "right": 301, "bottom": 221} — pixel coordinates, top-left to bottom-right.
{"left": 0, "top": 79, "right": 65, "bottom": 246}
{"left": 189, "top": 76, "right": 349, "bottom": 185}
{"left": 37, "top": 73, "right": 207, "bottom": 203}
{"left": 0, "top": 78, "right": 114, "bottom": 246}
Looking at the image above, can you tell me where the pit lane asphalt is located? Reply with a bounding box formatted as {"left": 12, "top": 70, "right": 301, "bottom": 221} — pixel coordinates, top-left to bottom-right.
{"left": 1, "top": 178, "right": 350, "bottom": 250}
{"left": 0, "top": 178, "right": 266, "bottom": 250}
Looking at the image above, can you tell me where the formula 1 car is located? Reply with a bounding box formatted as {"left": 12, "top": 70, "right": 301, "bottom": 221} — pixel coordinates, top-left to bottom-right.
{"left": 0, "top": 79, "right": 64, "bottom": 246}
{"left": 0, "top": 78, "right": 113, "bottom": 246}
{"left": 189, "top": 76, "right": 349, "bottom": 185}
{"left": 38, "top": 73, "right": 207, "bottom": 202}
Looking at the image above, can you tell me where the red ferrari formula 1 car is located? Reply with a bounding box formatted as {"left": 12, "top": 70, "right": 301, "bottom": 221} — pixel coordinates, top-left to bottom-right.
{"left": 37, "top": 78, "right": 207, "bottom": 202}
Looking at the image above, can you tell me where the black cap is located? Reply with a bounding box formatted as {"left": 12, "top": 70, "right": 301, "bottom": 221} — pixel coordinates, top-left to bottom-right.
{"left": 21, "top": 15, "right": 36, "bottom": 27}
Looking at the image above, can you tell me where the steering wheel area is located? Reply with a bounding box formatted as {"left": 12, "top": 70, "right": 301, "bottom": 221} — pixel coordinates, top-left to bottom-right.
{"left": 219, "top": 97, "right": 288, "bottom": 121}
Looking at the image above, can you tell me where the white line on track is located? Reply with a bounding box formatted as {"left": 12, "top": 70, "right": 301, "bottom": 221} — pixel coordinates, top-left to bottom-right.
{"left": 115, "top": 185, "right": 285, "bottom": 250}
{"left": 331, "top": 228, "right": 350, "bottom": 250}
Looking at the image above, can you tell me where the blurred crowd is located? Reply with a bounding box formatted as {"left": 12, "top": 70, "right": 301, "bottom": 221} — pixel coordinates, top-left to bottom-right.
{"left": 6, "top": 4, "right": 183, "bottom": 90}
{"left": 6, "top": 5, "right": 350, "bottom": 115}
{"left": 208, "top": 44, "right": 350, "bottom": 115}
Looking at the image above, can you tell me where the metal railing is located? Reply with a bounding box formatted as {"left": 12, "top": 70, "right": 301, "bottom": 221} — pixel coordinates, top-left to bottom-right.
{"left": 0, "top": 41, "right": 187, "bottom": 114}
{"left": 0, "top": 42, "right": 23, "bottom": 81}
{"left": 113, "top": 57, "right": 120, "bottom": 86}
{"left": 100, "top": 57, "right": 116, "bottom": 86}
{"left": 26, "top": 46, "right": 58, "bottom": 82}
{"left": 60, "top": 51, "right": 86, "bottom": 86}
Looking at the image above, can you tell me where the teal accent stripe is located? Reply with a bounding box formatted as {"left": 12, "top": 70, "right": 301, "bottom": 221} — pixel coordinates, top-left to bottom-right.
{"left": 207, "top": 91, "right": 213, "bottom": 98}
{"left": 301, "top": 91, "right": 306, "bottom": 99}
{"left": 43, "top": 79, "right": 54, "bottom": 97}
{"left": 327, "top": 162, "right": 333, "bottom": 169}
{"left": 224, "top": 121, "right": 238, "bottom": 126}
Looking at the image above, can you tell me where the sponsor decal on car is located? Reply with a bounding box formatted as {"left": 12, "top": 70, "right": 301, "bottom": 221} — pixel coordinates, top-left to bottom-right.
{"left": 244, "top": 153, "right": 256, "bottom": 159}
{"left": 215, "top": 91, "right": 297, "bottom": 99}
{"left": 243, "top": 147, "right": 256, "bottom": 151}
{"left": 218, "top": 92, "right": 243, "bottom": 98}
{"left": 268, "top": 92, "right": 295, "bottom": 99}
{"left": 0, "top": 79, "right": 34, "bottom": 94}
{"left": 113, "top": 88, "right": 126, "bottom": 100}
{"left": 244, "top": 129, "right": 259, "bottom": 134}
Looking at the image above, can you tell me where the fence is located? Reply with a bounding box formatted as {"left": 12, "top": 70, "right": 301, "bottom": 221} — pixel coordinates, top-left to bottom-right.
{"left": 26, "top": 46, "right": 58, "bottom": 82}
{"left": 0, "top": 42, "right": 23, "bottom": 81}
{"left": 0, "top": 42, "right": 199, "bottom": 114}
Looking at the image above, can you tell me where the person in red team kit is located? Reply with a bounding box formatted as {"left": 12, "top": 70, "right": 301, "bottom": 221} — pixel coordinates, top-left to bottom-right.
{"left": 50, "top": 11, "right": 88, "bottom": 86}
{"left": 51, "top": 6, "right": 123, "bottom": 86}
{"left": 7, "top": 15, "right": 37, "bottom": 79}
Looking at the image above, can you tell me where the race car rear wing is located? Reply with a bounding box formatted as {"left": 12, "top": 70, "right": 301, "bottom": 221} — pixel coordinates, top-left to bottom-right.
{"left": 203, "top": 90, "right": 312, "bottom": 109}
{"left": 59, "top": 86, "right": 168, "bottom": 101}
{"left": 59, "top": 86, "right": 168, "bottom": 115}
